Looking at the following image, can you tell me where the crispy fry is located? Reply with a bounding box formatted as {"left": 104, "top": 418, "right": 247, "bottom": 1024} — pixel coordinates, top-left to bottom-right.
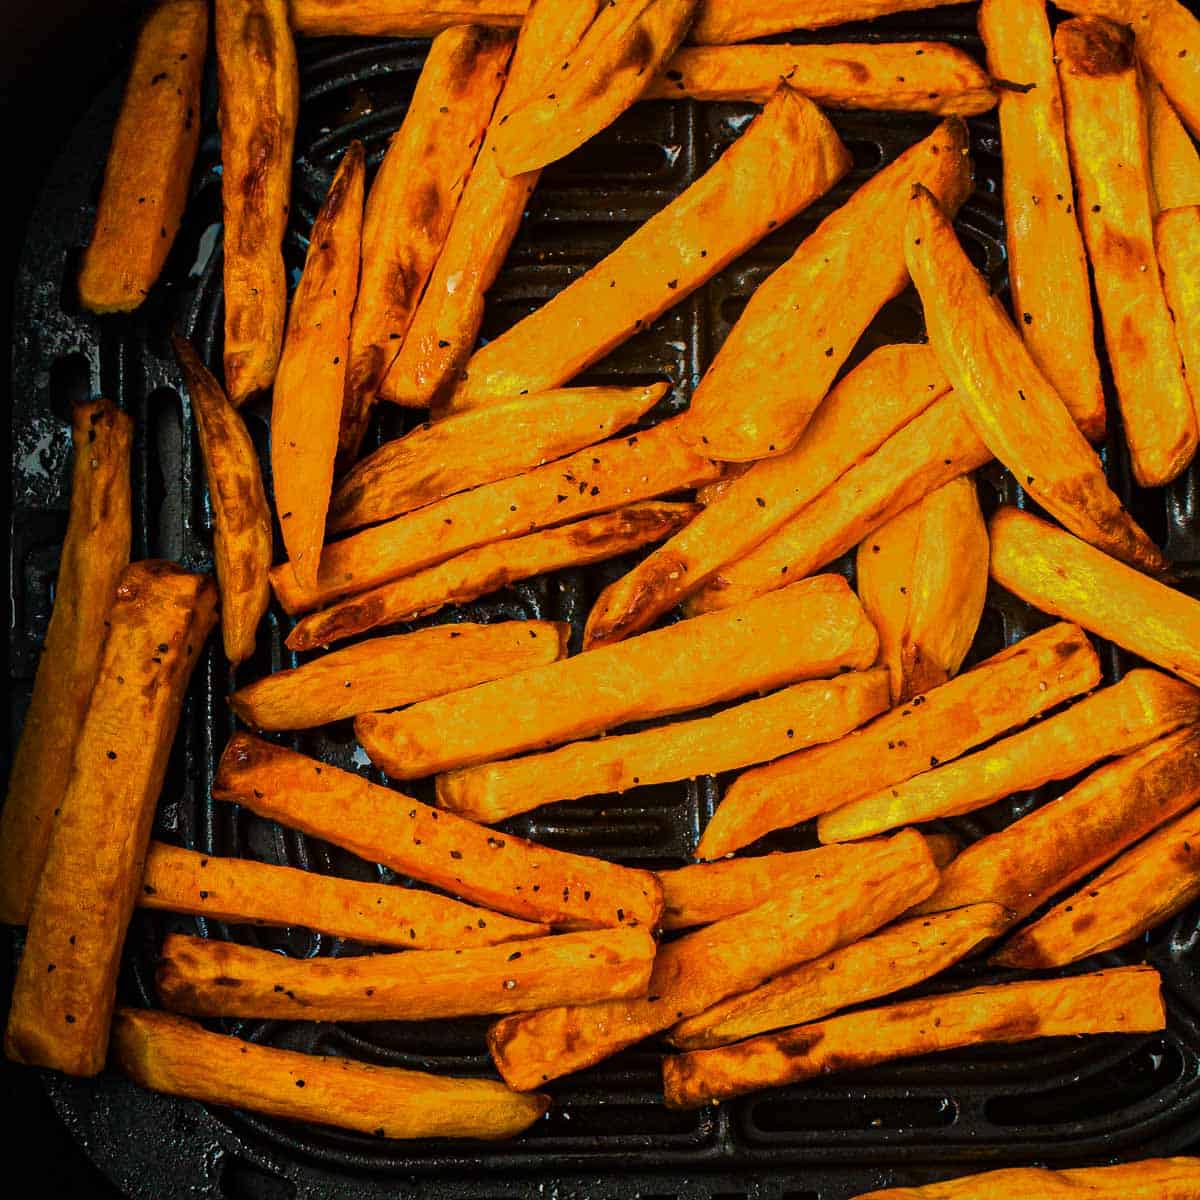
{"left": 488, "top": 829, "right": 938, "bottom": 1090}
{"left": 689, "top": 0, "right": 974, "bottom": 42}
{"left": 662, "top": 966, "right": 1164, "bottom": 1108}
{"left": 645, "top": 42, "right": 994, "bottom": 114}
{"left": 340, "top": 26, "right": 514, "bottom": 459}
{"left": 157, "top": 928, "right": 655, "bottom": 1021}
{"left": 287, "top": 502, "right": 698, "bottom": 649}
{"left": 676, "top": 120, "right": 972, "bottom": 462}
{"left": 670, "top": 904, "right": 1008, "bottom": 1050}
{"left": 0, "top": 401, "right": 132, "bottom": 925}
{"left": 214, "top": 0, "right": 298, "bottom": 405}
{"left": 1128, "top": 0, "right": 1200, "bottom": 137}
{"left": 229, "top": 620, "right": 568, "bottom": 730}
{"left": 993, "top": 804, "right": 1200, "bottom": 968}
{"left": 273, "top": 142, "right": 364, "bottom": 593}
{"left": 686, "top": 395, "right": 992, "bottom": 615}
{"left": 585, "top": 344, "right": 951, "bottom": 648}
{"left": 77, "top": 0, "right": 207, "bottom": 312}
{"left": 4, "top": 563, "right": 217, "bottom": 1076}
{"left": 439, "top": 85, "right": 850, "bottom": 410}
{"left": 173, "top": 336, "right": 272, "bottom": 665}
{"left": 290, "top": 0, "right": 529, "bottom": 36}
{"left": 1146, "top": 80, "right": 1200, "bottom": 210}
{"left": 331, "top": 383, "right": 666, "bottom": 533}
{"left": 214, "top": 734, "right": 664, "bottom": 929}
{"left": 112, "top": 1009, "right": 550, "bottom": 1141}
{"left": 988, "top": 506, "right": 1200, "bottom": 687}
{"left": 914, "top": 725, "right": 1200, "bottom": 920}
{"left": 1156, "top": 205, "right": 1200, "bottom": 407}
{"left": 356, "top": 574, "right": 879, "bottom": 779}
{"left": 978, "top": 0, "right": 1105, "bottom": 438}
{"left": 697, "top": 622, "right": 1101, "bottom": 860}
{"left": 138, "top": 842, "right": 550, "bottom": 948}
{"left": 436, "top": 670, "right": 891, "bottom": 823}
{"left": 819, "top": 669, "right": 1200, "bottom": 843}
{"left": 905, "top": 184, "right": 1166, "bottom": 572}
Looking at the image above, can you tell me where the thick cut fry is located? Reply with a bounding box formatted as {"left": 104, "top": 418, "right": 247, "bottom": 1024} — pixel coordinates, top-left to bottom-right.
{"left": 697, "top": 622, "right": 1101, "bottom": 860}
{"left": 290, "top": 0, "right": 529, "bottom": 36}
{"left": 139, "top": 842, "right": 550, "bottom": 947}
{"left": 488, "top": 829, "right": 938, "bottom": 1090}
{"left": 978, "top": 0, "right": 1105, "bottom": 438}
{"left": 662, "top": 966, "right": 1164, "bottom": 1108}
{"left": 331, "top": 383, "right": 666, "bottom": 533}
{"left": 1146, "top": 80, "right": 1200, "bottom": 210}
{"left": 287, "top": 502, "right": 698, "bottom": 649}
{"left": 1127, "top": 0, "right": 1200, "bottom": 137}
{"left": 4, "top": 563, "right": 217, "bottom": 1076}
{"left": 1057, "top": 17, "right": 1197, "bottom": 485}
{"left": 173, "top": 337, "right": 272, "bottom": 664}
{"left": 585, "top": 345, "right": 951, "bottom": 648}
{"left": 687, "top": 396, "right": 992, "bottom": 615}
{"left": 915, "top": 726, "right": 1200, "bottom": 919}
{"left": 690, "top": 0, "right": 974, "bottom": 42}
{"left": 994, "top": 805, "right": 1200, "bottom": 968}
{"left": 0, "top": 401, "right": 132, "bottom": 925}
{"left": 905, "top": 184, "right": 1166, "bottom": 573}
{"left": 676, "top": 120, "right": 972, "bottom": 462}
{"left": 340, "top": 26, "right": 514, "bottom": 459}
{"left": 215, "top": 0, "right": 298, "bottom": 406}
{"left": 77, "top": 0, "right": 207, "bottom": 312}
{"left": 856, "top": 502, "right": 921, "bottom": 702}
{"left": 157, "top": 928, "right": 655, "bottom": 1021}
{"left": 215, "top": 734, "right": 663, "bottom": 929}
{"left": 819, "top": 669, "right": 1200, "bottom": 843}
{"left": 493, "top": 0, "right": 697, "bottom": 176}
{"left": 436, "top": 670, "right": 891, "bottom": 823}
{"left": 273, "top": 142, "right": 364, "bottom": 593}
{"left": 670, "top": 904, "right": 1008, "bottom": 1050}
{"left": 989, "top": 506, "right": 1200, "bottom": 687}
{"left": 272, "top": 418, "right": 722, "bottom": 614}
{"left": 229, "top": 620, "right": 568, "bottom": 730}
{"left": 645, "top": 42, "right": 995, "bottom": 114}
{"left": 1157, "top": 205, "right": 1200, "bottom": 405}
{"left": 440, "top": 85, "right": 850, "bottom": 410}
{"left": 113, "top": 1009, "right": 549, "bottom": 1141}
{"left": 356, "top": 574, "right": 879, "bottom": 779}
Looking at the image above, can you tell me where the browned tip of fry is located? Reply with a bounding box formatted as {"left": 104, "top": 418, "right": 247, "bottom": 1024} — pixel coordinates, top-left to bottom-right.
{"left": 1056, "top": 16, "right": 1135, "bottom": 77}
{"left": 213, "top": 730, "right": 270, "bottom": 792}
{"left": 583, "top": 550, "right": 689, "bottom": 650}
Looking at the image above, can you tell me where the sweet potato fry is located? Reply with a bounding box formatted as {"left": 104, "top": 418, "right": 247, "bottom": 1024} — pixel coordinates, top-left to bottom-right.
{"left": 662, "top": 966, "right": 1165, "bottom": 1108}
{"left": 686, "top": 395, "right": 992, "bottom": 615}
{"left": 994, "top": 804, "right": 1200, "bottom": 968}
{"left": 669, "top": 903, "right": 1008, "bottom": 1050}
{"left": 339, "top": 26, "right": 514, "bottom": 459}
{"left": 914, "top": 725, "right": 1200, "bottom": 920}
{"left": 77, "top": 0, "right": 207, "bottom": 312}
{"left": 229, "top": 620, "right": 568, "bottom": 730}
{"left": 644, "top": 42, "right": 995, "bottom": 114}
{"left": 214, "top": 734, "right": 664, "bottom": 929}
{"left": 439, "top": 85, "right": 850, "bottom": 410}
{"left": 1146, "top": 79, "right": 1200, "bottom": 210}
{"left": 4, "top": 563, "right": 217, "bottom": 1076}
{"left": 697, "top": 622, "right": 1101, "bottom": 860}
{"left": 1057, "top": 17, "right": 1197, "bottom": 486}
{"left": 1127, "top": 0, "right": 1200, "bottom": 137}
{"left": 289, "top": 0, "right": 529, "bottom": 37}
{"left": 904, "top": 184, "right": 1166, "bottom": 573}
{"left": 689, "top": 0, "right": 974, "bottom": 43}
{"left": 113, "top": 1009, "right": 549, "bottom": 1141}
{"left": 436, "top": 670, "right": 891, "bottom": 823}
{"left": 157, "top": 927, "right": 655, "bottom": 1021}
{"left": 0, "top": 401, "right": 132, "bottom": 925}
{"left": 272, "top": 418, "right": 721, "bottom": 614}
{"left": 988, "top": 506, "right": 1200, "bottom": 687}
{"left": 819, "top": 669, "right": 1200, "bottom": 843}
{"left": 492, "top": 0, "right": 698, "bottom": 176}
{"left": 488, "top": 829, "right": 939, "bottom": 1090}
{"left": 676, "top": 120, "right": 972, "bottom": 462}
{"left": 856, "top": 477, "right": 988, "bottom": 703}
{"left": 355, "top": 574, "right": 879, "bottom": 779}
{"left": 173, "top": 336, "right": 272, "bottom": 665}
{"left": 286, "top": 502, "right": 698, "bottom": 649}
{"left": 1156, "top": 205, "right": 1200, "bottom": 408}
{"left": 585, "top": 344, "right": 951, "bottom": 648}
{"left": 331, "top": 383, "right": 666, "bottom": 533}
{"left": 273, "top": 141, "right": 364, "bottom": 593}
{"left": 139, "top": 842, "right": 550, "bottom": 947}
{"left": 214, "top": 0, "right": 298, "bottom": 406}
{"left": 978, "top": 0, "right": 1105, "bottom": 438}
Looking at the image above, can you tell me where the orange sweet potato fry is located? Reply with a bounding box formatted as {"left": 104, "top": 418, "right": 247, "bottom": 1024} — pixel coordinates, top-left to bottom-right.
{"left": 289, "top": 0, "right": 529, "bottom": 36}
{"left": 1156, "top": 204, "right": 1200, "bottom": 408}
{"left": 1146, "top": 79, "right": 1200, "bottom": 211}
{"left": 689, "top": 0, "right": 974, "bottom": 42}
{"left": 1128, "top": 0, "right": 1200, "bottom": 137}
